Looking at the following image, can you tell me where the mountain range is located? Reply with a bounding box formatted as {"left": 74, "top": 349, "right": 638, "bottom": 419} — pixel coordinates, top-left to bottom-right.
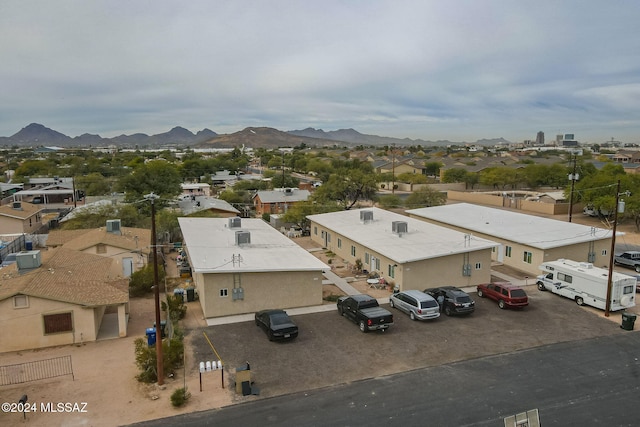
{"left": 0, "top": 123, "right": 511, "bottom": 149}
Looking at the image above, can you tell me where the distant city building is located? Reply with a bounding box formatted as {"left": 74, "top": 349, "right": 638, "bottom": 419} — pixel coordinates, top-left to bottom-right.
{"left": 536, "top": 131, "right": 545, "bottom": 145}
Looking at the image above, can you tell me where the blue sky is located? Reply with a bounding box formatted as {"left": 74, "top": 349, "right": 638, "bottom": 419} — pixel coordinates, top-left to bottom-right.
{"left": 1, "top": 1, "right": 639, "bottom": 143}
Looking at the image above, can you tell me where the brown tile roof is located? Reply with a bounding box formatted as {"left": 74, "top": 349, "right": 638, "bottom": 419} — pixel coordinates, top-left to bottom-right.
{"left": 47, "top": 226, "right": 151, "bottom": 255}
{"left": 0, "top": 248, "right": 129, "bottom": 306}
{"left": 0, "top": 201, "right": 43, "bottom": 219}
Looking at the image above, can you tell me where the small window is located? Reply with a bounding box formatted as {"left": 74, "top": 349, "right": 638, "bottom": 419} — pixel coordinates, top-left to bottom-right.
{"left": 220, "top": 289, "right": 228, "bottom": 297}
{"left": 43, "top": 313, "right": 73, "bottom": 334}
{"left": 365, "top": 253, "right": 370, "bottom": 264}
{"left": 523, "top": 251, "right": 532, "bottom": 264}
{"left": 601, "top": 250, "right": 607, "bottom": 256}
{"left": 14, "top": 295, "right": 28, "bottom": 308}
{"left": 505, "top": 246, "right": 512, "bottom": 257}
{"left": 351, "top": 246, "right": 356, "bottom": 257}
{"left": 558, "top": 273, "right": 573, "bottom": 283}
{"left": 313, "top": 226, "right": 317, "bottom": 235}
{"left": 624, "top": 285, "right": 634, "bottom": 294}
{"left": 475, "top": 262, "right": 482, "bottom": 270}
{"left": 337, "top": 238, "right": 342, "bottom": 249}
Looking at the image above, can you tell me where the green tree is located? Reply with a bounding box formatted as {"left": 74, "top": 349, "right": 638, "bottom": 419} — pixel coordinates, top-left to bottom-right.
{"left": 313, "top": 162, "right": 378, "bottom": 210}
{"left": 442, "top": 168, "right": 468, "bottom": 183}
{"left": 404, "top": 187, "right": 447, "bottom": 209}
{"left": 117, "top": 160, "right": 182, "bottom": 204}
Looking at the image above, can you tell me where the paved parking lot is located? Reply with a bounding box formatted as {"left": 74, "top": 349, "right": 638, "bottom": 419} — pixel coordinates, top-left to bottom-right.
{"left": 188, "top": 285, "right": 628, "bottom": 402}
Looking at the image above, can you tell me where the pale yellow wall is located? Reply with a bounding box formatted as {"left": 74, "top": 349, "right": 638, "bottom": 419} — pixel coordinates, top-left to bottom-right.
{"left": 309, "top": 221, "right": 493, "bottom": 290}
{"left": 410, "top": 216, "right": 612, "bottom": 277}
{"left": 0, "top": 296, "right": 98, "bottom": 353}
{"left": 0, "top": 216, "right": 41, "bottom": 234}
{"left": 80, "top": 245, "right": 147, "bottom": 278}
{"left": 196, "top": 270, "right": 323, "bottom": 318}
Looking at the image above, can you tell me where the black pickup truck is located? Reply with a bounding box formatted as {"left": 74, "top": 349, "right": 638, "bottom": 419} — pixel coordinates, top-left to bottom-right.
{"left": 336, "top": 294, "right": 394, "bottom": 332}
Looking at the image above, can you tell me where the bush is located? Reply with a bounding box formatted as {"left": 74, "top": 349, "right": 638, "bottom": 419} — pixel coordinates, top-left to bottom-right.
{"left": 162, "top": 294, "right": 187, "bottom": 322}
{"left": 170, "top": 387, "right": 190, "bottom": 407}
{"left": 134, "top": 336, "right": 185, "bottom": 383}
{"left": 129, "top": 263, "right": 166, "bottom": 297}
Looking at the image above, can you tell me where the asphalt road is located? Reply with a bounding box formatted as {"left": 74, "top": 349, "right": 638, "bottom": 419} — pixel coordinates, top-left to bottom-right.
{"left": 132, "top": 332, "right": 640, "bottom": 427}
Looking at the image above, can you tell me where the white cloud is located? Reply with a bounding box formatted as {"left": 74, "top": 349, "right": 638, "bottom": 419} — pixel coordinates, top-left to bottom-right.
{"left": 1, "top": 0, "right": 639, "bottom": 143}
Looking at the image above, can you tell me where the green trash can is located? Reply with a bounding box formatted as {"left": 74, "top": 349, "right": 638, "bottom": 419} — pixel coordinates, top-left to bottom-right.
{"left": 621, "top": 312, "right": 637, "bottom": 331}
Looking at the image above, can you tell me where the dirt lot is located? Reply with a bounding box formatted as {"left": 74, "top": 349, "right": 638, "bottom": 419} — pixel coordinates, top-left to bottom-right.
{"left": 1, "top": 210, "right": 639, "bottom": 426}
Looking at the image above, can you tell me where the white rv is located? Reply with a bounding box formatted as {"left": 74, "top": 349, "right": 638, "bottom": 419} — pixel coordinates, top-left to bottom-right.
{"left": 537, "top": 259, "right": 636, "bottom": 311}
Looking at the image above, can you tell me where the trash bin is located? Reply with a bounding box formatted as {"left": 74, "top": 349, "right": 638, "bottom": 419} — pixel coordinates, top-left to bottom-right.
{"left": 173, "top": 288, "right": 184, "bottom": 303}
{"left": 153, "top": 320, "right": 167, "bottom": 338}
{"left": 25, "top": 241, "right": 33, "bottom": 250}
{"left": 186, "top": 287, "right": 195, "bottom": 302}
{"left": 621, "top": 312, "right": 637, "bottom": 331}
{"left": 146, "top": 328, "right": 156, "bottom": 346}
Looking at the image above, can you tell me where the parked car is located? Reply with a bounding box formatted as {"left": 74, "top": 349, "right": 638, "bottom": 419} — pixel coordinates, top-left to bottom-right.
{"left": 476, "top": 282, "right": 529, "bottom": 309}
{"left": 255, "top": 309, "right": 298, "bottom": 341}
{"left": 1, "top": 253, "right": 17, "bottom": 268}
{"left": 336, "top": 294, "right": 394, "bottom": 332}
{"left": 424, "top": 286, "right": 475, "bottom": 316}
{"left": 614, "top": 251, "right": 640, "bottom": 273}
{"left": 389, "top": 290, "right": 440, "bottom": 321}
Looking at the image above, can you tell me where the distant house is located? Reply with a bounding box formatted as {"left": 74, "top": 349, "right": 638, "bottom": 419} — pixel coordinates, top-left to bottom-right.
{"left": 180, "top": 182, "right": 211, "bottom": 197}
{"left": 178, "top": 217, "right": 328, "bottom": 320}
{"left": 252, "top": 188, "right": 310, "bottom": 216}
{"left": 46, "top": 220, "right": 151, "bottom": 277}
{"left": 0, "top": 248, "right": 129, "bottom": 353}
{"left": 0, "top": 201, "right": 44, "bottom": 234}
{"left": 13, "top": 177, "right": 77, "bottom": 206}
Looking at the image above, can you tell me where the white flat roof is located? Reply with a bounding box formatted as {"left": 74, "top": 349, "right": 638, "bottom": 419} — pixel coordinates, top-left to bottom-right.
{"left": 178, "top": 217, "right": 328, "bottom": 273}
{"left": 407, "top": 203, "right": 613, "bottom": 250}
{"left": 307, "top": 207, "right": 498, "bottom": 264}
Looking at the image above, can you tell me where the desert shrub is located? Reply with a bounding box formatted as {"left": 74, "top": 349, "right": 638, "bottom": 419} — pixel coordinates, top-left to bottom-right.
{"left": 162, "top": 294, "right": 187, "bottom": 322}
{"left": 323, "top": 294, "right": 341, "bottom": 302}
{"left": 129, "top": 263, "right": 166, "bottom": 297}
{"left": 170, "top": 388, "right": 191, "bottom": 407}
{"left": 134, "top": 336, "right": 185, "bottom": 383}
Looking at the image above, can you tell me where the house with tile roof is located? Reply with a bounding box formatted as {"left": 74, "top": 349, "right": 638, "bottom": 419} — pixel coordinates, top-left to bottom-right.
{"left": 46, "top": 221, "right": 151, "bottom": 278}
{"left": 0, "top": 201, "right": 44, "bottom": 234}
{"left": 0, "top": 248, "right": 129, "bottom": 353}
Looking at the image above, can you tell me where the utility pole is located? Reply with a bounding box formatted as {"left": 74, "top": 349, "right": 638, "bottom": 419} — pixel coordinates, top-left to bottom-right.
{"left": 145, "top": 192, "right": 164, "bottom": 384}
{"left": 391, "top": 144, "right": 396, "bottom": 195}
{"left": 605, "top": 181, "right": 629, "bottom": 317}
{"left": 568, "top": 153, "right": 578, "bottom": 222}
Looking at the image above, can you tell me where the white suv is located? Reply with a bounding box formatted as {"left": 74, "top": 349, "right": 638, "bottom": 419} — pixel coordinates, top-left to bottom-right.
{"left": 389, "top": 290, "right": 440, "bottom": 321}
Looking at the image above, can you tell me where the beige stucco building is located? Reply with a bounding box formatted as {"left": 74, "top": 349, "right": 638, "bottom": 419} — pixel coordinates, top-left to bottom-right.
{"left": 0, "top": 201, "right": 44, "bottom": 234}
{"left": 307, "top": 207, "right": 498, "bottom": 291}
{"left": 178, "top": 217, "right": 329, "bottom": 320}
{"left": 407, "top": 203, "right": 614, "bottom": 277}
{"left": 46, "top": 222, "right": 151, "bottom": 278}
{"left": 0, "top": 248, "right": 129, "bottom": 353}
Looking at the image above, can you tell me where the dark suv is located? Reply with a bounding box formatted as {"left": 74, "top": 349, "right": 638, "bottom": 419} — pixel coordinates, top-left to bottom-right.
{"left": 424, "top": 286, "right": 475, "bottom": 316}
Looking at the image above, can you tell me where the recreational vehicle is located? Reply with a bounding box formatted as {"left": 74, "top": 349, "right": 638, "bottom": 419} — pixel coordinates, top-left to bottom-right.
{"left": 537, "top": 259, "right": 636, "bottom": 311}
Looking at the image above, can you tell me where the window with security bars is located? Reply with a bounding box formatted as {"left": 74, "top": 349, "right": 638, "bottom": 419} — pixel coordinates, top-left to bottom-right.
{"left": 43, "top": 313, "right": 73, "bottom": 334}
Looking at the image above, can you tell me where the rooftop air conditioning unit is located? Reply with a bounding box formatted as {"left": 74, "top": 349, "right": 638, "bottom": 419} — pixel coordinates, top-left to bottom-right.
{"left": 106, "top": 219, "right": 121, "bottom": 234}
{"left": 392, "top": 221, "right": 408, "bottom": 235}
{"left": 12, "top": 201, "right": 22, "bottom": 210}
{"left": 16, "top": 250, "right": 42, "bottom": 270}
{"left": 360, "top": 210, "right": 374, "bottom": 223}
{"left": 284, "top": 188, "right": 293, "bottom": 195}
{"left": 228, "top": 217, "right": 242, "bottom": 228}
{"left": 235, "top": 230, "right": 251, "bottom": 245}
